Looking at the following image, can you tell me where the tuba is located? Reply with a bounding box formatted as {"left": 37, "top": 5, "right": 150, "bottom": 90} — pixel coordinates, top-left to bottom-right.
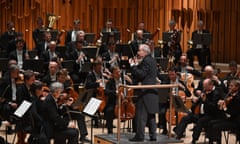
{"left": 47, "top": 13, "right": 60, "bottom": 29}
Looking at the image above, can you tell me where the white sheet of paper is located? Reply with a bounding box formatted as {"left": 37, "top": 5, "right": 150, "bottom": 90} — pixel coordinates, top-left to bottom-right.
{"left": 83, "top": 97, "right": 102, "bottom": 116}
{"left": 14, "top": 100, "right": 32, "bottom": 118}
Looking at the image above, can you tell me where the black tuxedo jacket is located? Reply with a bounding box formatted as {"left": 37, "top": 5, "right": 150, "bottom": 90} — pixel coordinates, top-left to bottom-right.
{"left": 42, "top": 94, "right": 68, "bottom": 138}
{"left": 131, "top": 54, "right": 159, "bottom": 113}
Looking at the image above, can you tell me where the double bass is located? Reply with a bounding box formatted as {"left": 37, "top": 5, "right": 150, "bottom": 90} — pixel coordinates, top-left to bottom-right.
{"left": 114, "top": 69, "right": 135, "bottom": 121}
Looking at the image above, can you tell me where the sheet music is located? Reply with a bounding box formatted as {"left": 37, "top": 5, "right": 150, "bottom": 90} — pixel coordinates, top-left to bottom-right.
{"left": 14, "top": 100, "right": 32, "bottom": 118}
{"left": 83, "top": 97, "right": 102, "bottom": 116}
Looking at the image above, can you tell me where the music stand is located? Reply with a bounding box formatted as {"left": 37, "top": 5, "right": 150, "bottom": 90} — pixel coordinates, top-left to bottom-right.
{"left": 23, "top": 59, "right": 44, "bottom": 73}
{"left": 153, "top": 46, "right": 161, "bottom": 58}
{"left": 28, "top": 50, "right": 38, "bottom": 59}
{"left": 81, "top": 62, "right": 92, "bottom": 73}
{"left": 85, "top": 33, "right": 96, "bottom": 44}
{"left": 155, "top": 57, "right": 169, "bottom": 72}
{"left": 162, "top": 31, "right": 181, "bottom": 43}
{"left": 116, "top": 44, "right": 134, "bottom": 69}
{"left": 0, "top": 58, "right": 9, "bottom": 72}
{"left": 101, "top": 32, "right": 121, "bottom": 43}
{"left": 192, "top": 33, "right": 212, "bottom": 46}
{"left": 40, "top": 29, "right": 59, "bottom": 41}
{"left": 62, "top": 60, "right": 74, "bottom": 72}
{"left": 143, "top": 33, "right": 152, "bottom": 40}
{"left": 83, "top": 46, "right": 98, "bottom": 59}
{"left": 56, "top": 46, "right": 66, "bottom": 59}
{"left": 70, "top": 96, "right": 101, "bottom": 144}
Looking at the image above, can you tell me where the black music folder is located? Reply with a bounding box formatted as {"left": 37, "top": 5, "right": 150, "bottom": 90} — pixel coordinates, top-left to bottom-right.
{"left": 23, "top": 59, "right": 44, "bottom": 72}
{"left": 56, "top": 46, "right": 67, "bottom": 59}
{"left": 28, "top": 50, "right": 38, "bottom": 59}
{"left": 62, "top": 60, "right": 74, "bottom": 72}
{"left": 192, "top": 33, "right": 212, "bottom": 46}
{"left": 0, "top": 58, "right": 9, "bottom": 71}
{"left": 40, "top": 29, "right": 59, "bottom": 41}
{"left": 116, "top": 44, "right": 134, "bottom": 69}
{"left": 143, "top": 33, "right": 152, "bottom": 40}
{"left": 85, "top": 33, "right": 95, "bottom": 44}
{"left": 83, "top": 46, "right": 98, "bottom": 59}
{"left": 155, "top": 57, "right": 169, "bottom": 72}
{"left": 162, "top": 31, "right": 181, "bottom": 43}
{"left": 101, "top": 31, "right": 121, "bottom": 43}
{"left": 81, "top": 62, "right": 92, "bottom": 73}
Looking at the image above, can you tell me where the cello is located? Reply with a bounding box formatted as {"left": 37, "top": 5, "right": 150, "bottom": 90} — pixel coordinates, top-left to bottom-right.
{"left": 114, "top": 69, "right": 135, "bottom": 121}
{"left": 96, "top": 67, "right": 108, "bottom": 113}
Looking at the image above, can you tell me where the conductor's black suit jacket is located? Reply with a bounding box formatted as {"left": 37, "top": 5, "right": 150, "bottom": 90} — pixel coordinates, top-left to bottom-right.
{"left": 131, "top": 54, "right": 159, "bottom": 114}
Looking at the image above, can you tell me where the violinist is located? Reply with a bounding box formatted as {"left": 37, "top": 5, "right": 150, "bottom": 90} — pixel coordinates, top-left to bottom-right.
{"left": 104, "top": 65, "right": 132, "bottom": 134}
{"left": 85, "top": 57, "right": 106, "bottom": 128}
{"left": 41, "top": 82, "right": 79, "bottom": 144}
{"left": 56, "top": 69, "right": 90, "bottom": 143}
{"left": 0, "top": 64, "right": 19, "bottom": 122}
{"left": 207, "top": 79, "right": 240, "bottom": 144}
{"left": 173, "top": 78, "right": 223, "bottom": 142}
{"left": 15, "top": 70, "right": 36, "bottom": 144}
{"left": 222, "top": 60, "right": 240, "bottom": 92}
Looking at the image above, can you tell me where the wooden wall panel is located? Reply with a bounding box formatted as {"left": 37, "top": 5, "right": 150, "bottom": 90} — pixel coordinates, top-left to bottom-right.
{"left": 1, "top": 0, "right": 240, "bottom": 63}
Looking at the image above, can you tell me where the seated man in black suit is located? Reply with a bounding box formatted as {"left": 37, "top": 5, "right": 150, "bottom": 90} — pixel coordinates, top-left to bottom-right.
{"left": 101, "top": 19, "right": 118, "bottom": 33}
{"left": 41, "top": 82, "right": 79, "bottom": 144}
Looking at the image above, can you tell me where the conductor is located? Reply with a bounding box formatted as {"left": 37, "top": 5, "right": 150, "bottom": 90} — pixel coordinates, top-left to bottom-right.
{"left": 129, "top": 44, "right": 159, "bottom": 142}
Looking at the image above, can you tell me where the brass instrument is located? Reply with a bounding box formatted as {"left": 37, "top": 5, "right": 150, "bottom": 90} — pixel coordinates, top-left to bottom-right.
{"left": 47, "top": 13, "right": 61, "bottom": 29}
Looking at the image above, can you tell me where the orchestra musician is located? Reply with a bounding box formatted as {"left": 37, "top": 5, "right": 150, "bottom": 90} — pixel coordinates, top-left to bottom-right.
{"left": 222, "top": 60, "right": 240, "bottom": 92}
{"left": 15, "top": 70, "right": 36, "bottom": 144}
{"left": 8, "top": 39, "right": 30, "bottom": 70}
{"left": 176, "top": 55, "right": 202, "bottom": 77}
{"left": 7, "top": 32, "right": 27, "bottom": 55}
{"left": 104, "top": 65, "right": 132, "bottom": 134}
{"left": 99, "top": 32, "right": 119, "bottom": 69}
{"left": 41, "top": 82, "right": 79, "bottom": 144}
{"left": 0, "top": 21, "right": 17, "bottom": 51}
{"left": 162, "top": 20, "right": 182, "bottom": 64}
{"left": 28, "top": 80, "right": 49, "bottom": 144}
{"left": 35, "top": 31, "right": 52, "bottom": 57}
{"left": 137, "top": 22, "right": 150, "bottom": 33}
{"left": 128, "top": 44, "right": 158, "bottom": 142}
{"left": 207, "top": 79, "right": 240, "bottom": 144}
{"left": 66, "top": 40, "right": 90, "bottom": 85}
{"left": 0, "top": 64, "right": 19, "bottom": 133}
{"left": 42, "top": 61, "right": 60, "bottom": 86}
{"left": 32, "top": 17, "right": 46, "bottom": 47}
{"left": 187, "top": 20, "right": 211, "bottom": 69}
{"left": 159, "top": 67, "right": 191, "bottom": 135}
{"left": 56, "top": 69, "right": 90, "bottom": 143}
{"left": 130, "top": 29, "right": 147, "bottom": 56}
{"left": 101, "top": 19, "right": 119, "bottom": 33}
{"left": 65, "top": 19, "right": 81, "bottom": 46}
{"left": 173, "top": 78, "right": 223, "bottom": 143}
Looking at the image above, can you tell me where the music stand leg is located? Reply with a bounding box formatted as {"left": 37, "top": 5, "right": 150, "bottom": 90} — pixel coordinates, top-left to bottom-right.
{"left": 91, "top": 118, "right": 93, "bottom": 144}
